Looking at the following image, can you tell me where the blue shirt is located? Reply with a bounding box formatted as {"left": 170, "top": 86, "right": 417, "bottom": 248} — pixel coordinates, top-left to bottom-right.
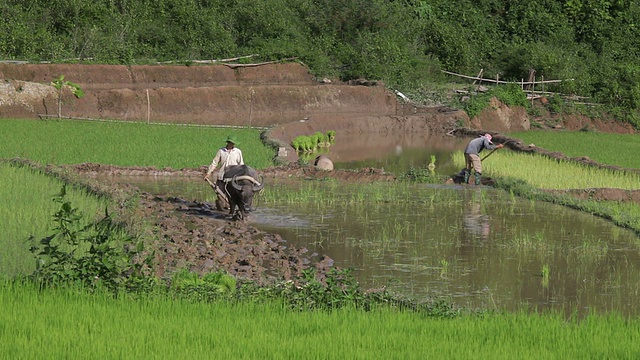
{"left": 464, "top": 136, "right": 497, "bottom": 154}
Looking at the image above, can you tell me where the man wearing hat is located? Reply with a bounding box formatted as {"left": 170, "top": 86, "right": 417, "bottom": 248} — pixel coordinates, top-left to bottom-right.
{"left": 205, "top": 135, "right": 244, "bottom": 210}
{"left": 463, "top": 133, "right": 503, "bottom": 185}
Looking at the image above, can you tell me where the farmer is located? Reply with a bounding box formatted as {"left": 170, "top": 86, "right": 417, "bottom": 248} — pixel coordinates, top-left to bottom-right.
{"left": 463, "top": 133, "right": 503, "bottom": 185}
{"left": 204, "top": 135, "right": 244, "bottom": 210}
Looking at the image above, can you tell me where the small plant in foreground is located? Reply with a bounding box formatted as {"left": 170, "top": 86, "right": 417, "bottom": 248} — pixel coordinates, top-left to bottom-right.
{"left": 28, "top": 186, "right": 154, "bottom": 293}
{"left": 400, "top": 166, "right": 445, "bottom": 184}
{"left": 440, "top": 258, "right": 449, "bottom": 278}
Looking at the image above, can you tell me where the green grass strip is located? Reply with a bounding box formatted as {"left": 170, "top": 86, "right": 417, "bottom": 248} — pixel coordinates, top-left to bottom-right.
{"left": 508, "top": 131, "right": 640, "bottom": 169}
{"left": 1, "top": 281, "right": 639, "bottom": 359}
{"left": 0, "top": 119, "right": 274, "bottom": 169}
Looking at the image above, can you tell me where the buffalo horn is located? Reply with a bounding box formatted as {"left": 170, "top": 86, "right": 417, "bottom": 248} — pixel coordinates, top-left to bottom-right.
{"left": 232, "top": 175, "right": 264, "bottom": 192}
{"left": 252, "top": 175, "right": 264, "bottom": 192}
{"left": 234, "top": 175, "right": 260, "bottom": 184}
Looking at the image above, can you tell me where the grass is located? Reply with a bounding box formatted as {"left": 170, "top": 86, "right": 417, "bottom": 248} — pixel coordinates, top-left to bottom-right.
{"left": 452, "top": 151, "right": 640, "bottom": 190}
{"left": 2, "top": 281, "right": 639, "bottom": 359}
{"left": 508, "top": 131, "right": 640, "bottom": 169}
{"left": 0, "top": 161, "right": 110, "bottom": 278}
{"left": 0, "top": 118, "right": 275, "bottom": 169}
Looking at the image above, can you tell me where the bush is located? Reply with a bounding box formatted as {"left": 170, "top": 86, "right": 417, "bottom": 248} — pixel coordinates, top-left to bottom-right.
{"left": 28, "top": 186, "right": 154, "bottom": 293}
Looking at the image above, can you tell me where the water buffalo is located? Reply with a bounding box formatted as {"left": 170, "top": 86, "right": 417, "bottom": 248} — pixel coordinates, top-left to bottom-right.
{"left": 221, "top": 165, "right": 264, "bottom": 220}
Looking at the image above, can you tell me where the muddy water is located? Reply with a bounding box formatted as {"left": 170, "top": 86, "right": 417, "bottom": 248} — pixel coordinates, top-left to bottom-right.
{"left": 119, "top": 174, "right": 640, "bottom": 317}
{"left": 314, "top": 133, "right": 470, "bottom": 175}
{"left": 254, "top": 183, "right": 640, "bottom": 317}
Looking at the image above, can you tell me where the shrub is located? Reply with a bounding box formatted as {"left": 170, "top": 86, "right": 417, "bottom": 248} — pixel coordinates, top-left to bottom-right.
{"left": 28, "top": 186, "right": 154, "bottom": 293}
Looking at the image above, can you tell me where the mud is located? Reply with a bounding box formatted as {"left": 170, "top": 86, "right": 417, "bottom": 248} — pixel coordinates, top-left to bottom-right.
{"left": 66, "top": 162, "right": 396, "bottom": 285}
{"left": 137, "top": 193, "right": 335, "bottom": 284}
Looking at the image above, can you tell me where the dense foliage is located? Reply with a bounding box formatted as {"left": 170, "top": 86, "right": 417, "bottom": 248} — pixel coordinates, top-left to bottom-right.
{"left": 2, "top": 0, "right": 640, "bottom": 112}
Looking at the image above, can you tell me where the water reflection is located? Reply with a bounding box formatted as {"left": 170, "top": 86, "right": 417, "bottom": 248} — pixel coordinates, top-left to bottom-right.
{"left": 462, "top": 191, "right": 491, "bottom": 240}
{"left": 329, "top": 133, "right": 469, "bottom": 176}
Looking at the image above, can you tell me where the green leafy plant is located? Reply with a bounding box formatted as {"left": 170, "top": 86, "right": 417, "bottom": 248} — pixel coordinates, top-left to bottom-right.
{"left": 493, "top": 83, "right": 529, "bottom": 108}
{"left": 28, "top": 186, "right": 153, "bottom": 293}
{"left": 50, "top": 75, "right": 85, "bottom": 119}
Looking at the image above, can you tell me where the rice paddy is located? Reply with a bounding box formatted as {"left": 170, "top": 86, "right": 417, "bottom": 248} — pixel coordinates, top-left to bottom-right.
{"left": 509, "top": 131, "right": 640, "bottom": 169}
{"left": 0, "top": 118, "right": 274, "bottom": 169}
{"left": 2, "top": 118, "right": 640, "bottom": 357}
{"left": 0, "top": 161, "right": 110, "bottom": 278}
{"left": 2, "top": 281, "right": 639, "bottom": 359}
{"left": 251, "top": 178, "right": 640, "bottom": 316}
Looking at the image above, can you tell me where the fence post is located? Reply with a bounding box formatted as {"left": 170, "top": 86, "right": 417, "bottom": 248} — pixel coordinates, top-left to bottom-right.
{"left": 146, "top": 89, "right": 150, "bottom": 124}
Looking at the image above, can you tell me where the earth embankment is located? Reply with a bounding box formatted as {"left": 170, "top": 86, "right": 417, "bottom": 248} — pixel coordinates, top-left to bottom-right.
{"left": 0, "top": 63, "right": 400, "bottom": 127}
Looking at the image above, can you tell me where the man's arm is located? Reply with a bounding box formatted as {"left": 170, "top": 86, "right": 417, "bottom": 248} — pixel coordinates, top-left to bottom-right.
{"left": 485, "top": 139, "right": 504, "bottom": 151}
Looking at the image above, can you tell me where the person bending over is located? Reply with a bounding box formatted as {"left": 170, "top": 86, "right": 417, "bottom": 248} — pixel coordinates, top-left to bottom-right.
{"left": 463, "top": 133, "right": 503, "bottom": 185}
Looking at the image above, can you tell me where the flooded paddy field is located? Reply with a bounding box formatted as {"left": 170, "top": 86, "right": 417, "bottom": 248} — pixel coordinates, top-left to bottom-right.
{"left": 253, "top": 182, "right": 640, "bottom": 317}
{"left": 109, "top": 171, "right": 640, "bottom": 318}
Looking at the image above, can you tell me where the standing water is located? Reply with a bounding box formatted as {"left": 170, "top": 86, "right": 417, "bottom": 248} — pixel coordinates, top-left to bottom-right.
{"left": 109, "top": 134, "right": 640, "bottom": 317}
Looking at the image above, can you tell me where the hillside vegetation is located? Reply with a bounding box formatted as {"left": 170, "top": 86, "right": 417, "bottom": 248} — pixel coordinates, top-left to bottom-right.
{"left": 2, "top": 1, "right": 640, "bottom": 124}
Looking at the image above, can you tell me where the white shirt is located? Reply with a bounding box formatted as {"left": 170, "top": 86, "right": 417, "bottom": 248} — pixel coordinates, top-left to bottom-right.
{"left": 206, "top": 147, "right": 244, "bottom": 180}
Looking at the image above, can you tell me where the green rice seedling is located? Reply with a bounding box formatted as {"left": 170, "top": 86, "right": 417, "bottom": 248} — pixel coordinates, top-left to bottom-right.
{"left": 3, "top": 281, "right": 640, "bottom": 359}
{"left": 440, "top": 258, "right": 449, "bottom": 278}
{"left": 452, "top": 151, "right": 640, "bottom": 190}
{"left": 0, "top": 119, "right": 274, "bottom": 169}
{"left": 541, "top": 264, "right": 550, "bottom": 288}
{"left": 0, "top": 162, "right": 110, "bottom": 277}
{"left": 509, "top": 131, "right": 640, "bottom": 169}
{"left": 427, "top": 155, "right": 436, "bottom": 173}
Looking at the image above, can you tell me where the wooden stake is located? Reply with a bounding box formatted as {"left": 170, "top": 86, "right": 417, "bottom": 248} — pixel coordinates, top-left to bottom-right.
{"left": 146, "top": 89, "right": 150, "bottom": 124}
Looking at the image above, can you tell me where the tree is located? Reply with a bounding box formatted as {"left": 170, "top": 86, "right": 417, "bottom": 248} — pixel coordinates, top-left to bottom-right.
{"left": 51, "top": 75, "right": 84, "bottom": 118}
